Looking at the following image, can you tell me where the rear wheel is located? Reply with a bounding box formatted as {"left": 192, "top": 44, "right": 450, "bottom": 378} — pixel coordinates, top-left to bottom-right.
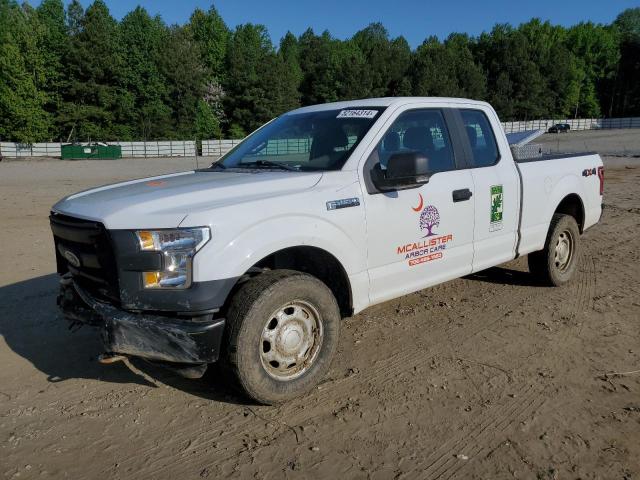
{"left": 528, "top": 213, "right": 580, "bottom": 286}
{"left": 223, "top": 270, "right": 340, "bottom": 404}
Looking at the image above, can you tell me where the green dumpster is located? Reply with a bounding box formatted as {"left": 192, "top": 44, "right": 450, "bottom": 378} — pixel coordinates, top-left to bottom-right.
{"left": 61, "top": 144, "right": 121, "bottom": 160}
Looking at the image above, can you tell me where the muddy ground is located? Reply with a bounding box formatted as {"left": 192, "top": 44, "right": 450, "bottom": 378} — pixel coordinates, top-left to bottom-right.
{"left": 1, "top": 131, "right": 639, "bottom": 479}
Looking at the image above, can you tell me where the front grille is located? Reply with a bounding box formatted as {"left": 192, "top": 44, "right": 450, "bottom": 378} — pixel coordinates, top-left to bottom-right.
{"left": 50, "top": 213, "right": 120, "bottom": 304}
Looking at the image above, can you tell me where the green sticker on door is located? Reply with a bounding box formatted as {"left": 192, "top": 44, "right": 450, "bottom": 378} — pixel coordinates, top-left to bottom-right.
{"left": 490, "top": 185, "right": 503, "bottom": 232}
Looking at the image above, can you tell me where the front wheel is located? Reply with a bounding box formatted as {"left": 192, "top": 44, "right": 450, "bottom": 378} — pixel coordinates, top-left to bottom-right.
{"left": 223, "top": 270, "right": 340, "bottom": 404}
{"left": 528, "top": 213, "right": 581, "bottom": 286}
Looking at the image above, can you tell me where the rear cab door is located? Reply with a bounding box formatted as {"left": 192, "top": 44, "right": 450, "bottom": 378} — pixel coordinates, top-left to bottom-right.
{"left": 452, "top": 106, "right": 521, "bottom": 273}
{"left": 358, "top": 102, "right": 476, "bottom": 306}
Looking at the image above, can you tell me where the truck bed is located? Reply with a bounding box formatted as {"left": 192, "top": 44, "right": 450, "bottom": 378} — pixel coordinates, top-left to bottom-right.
{"left": 515, "top": 151, "right": 598, "bottom": 163}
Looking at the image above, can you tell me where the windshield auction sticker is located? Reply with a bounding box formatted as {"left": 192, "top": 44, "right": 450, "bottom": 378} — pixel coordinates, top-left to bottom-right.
{"left": 490, "top": 185, "right": 504, "bottom": 231}
{"left": 336, "top": 109, "right": 378, "bottom": 119}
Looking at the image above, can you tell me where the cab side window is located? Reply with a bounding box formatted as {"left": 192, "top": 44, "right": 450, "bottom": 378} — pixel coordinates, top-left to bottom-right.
{"left": 460, "top": 109, "right": 499, "bottom": 168}
{"left": 376, "top": 109, "right": 455, "bottom": 174}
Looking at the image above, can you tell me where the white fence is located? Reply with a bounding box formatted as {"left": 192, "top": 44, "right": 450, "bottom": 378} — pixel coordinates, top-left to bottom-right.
{"left": 0, "top": 140, "right": 196, "bottom": 158}
{"left": 202, "top": 139, "right": 242, "bottom": 157}
{"left": 501, "top": 117, "right": 640, "bottom": 133}
{"left": 0, "top": 142, "right": 62, "bottom": 157}
{"left": 203, "top": 137, "right": 361, "bottom": 156}
{"left": 2, "top": 116, "right": 640, "bottom": 158}
{"left": 108, "top": 140, "right": 196, "bottom": 157}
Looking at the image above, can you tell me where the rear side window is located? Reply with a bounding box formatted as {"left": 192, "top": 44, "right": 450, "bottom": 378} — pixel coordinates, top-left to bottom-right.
{"left": 375, "top": 109, "right": 456, "bottom": 174}
{"left": 460, "top": 109, "right": 499, "bottom": 168}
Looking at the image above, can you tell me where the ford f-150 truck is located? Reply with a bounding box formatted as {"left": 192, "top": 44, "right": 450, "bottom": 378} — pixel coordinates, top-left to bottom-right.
{"left": 51, "top": 98, "right": 604, "bottom": 404}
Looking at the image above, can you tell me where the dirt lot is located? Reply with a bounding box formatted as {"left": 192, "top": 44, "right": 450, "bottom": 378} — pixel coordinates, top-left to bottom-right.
{"left": 538, "top": 128, "right": 640, "bottom": 157}
{"left": 1, "top": 133, "right": 639, "bottom": 479}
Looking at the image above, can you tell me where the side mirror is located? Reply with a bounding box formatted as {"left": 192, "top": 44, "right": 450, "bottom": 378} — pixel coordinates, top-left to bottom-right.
{"left": 371, "top": 151, "right": 430, "bottom": 191}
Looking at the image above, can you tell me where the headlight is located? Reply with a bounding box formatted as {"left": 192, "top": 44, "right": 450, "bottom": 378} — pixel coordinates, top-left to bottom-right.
{"left": 136, "top": 227, "right": 210, "bottom": 289}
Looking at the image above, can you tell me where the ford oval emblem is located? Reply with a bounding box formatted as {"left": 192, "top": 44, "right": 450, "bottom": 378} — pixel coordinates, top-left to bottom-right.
{"left": 63, "top": 249, "right": 81, "bottom": 267}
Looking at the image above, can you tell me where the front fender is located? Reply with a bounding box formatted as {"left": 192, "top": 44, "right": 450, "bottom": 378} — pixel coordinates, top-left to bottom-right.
{"left": 194, "top": 214, "right": 366, "bottom": 282}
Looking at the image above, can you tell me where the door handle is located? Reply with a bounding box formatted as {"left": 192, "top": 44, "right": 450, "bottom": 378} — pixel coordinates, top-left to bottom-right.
{"left": 452, "top": 188, "right": 473, "bottom": 202}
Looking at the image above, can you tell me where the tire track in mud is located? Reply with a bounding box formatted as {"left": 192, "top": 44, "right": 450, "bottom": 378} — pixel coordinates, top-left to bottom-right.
{"left": 287, "top": 278, "right": 530, "bottom": 408}
{"left": 113, "top": 284, "right": 527, "bottom": 477}
{"left": 123, "top": 276, "right": 559, "bottom": 478}
{"left": 418, "top": 386, "right": 547, "bottom": 480}
{"left": 434, "top": 398, "right": 546, "bottom": 480}
{"left": 115, "top": 212, "right": 633, "bottom": 478}
{"left": 121, "top": 281, "right": 546, "bottom": 478}
{"left": 47, "top": 288, "right": 475, "bottom": 473}
{"left": 430, "top": 214, "right": 636, "bottom": 480}
{"left": 558, "top": 209, "right": 632, "bottom": 338}
{"left": 117, "top": 312, "right": 590, "bottom": 476}
{"left": 571, "top": 248, "right": 597, "bottom": 318}
{"left": 160, "top": 374, "right": 544, "bottom": 480}
{"left": 269, "top": 220, "right": 626, "bottom": 478}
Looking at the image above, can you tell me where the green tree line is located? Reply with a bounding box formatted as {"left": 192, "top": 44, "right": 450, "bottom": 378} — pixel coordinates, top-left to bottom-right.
{"left": 1, "top": 0, "right": 639, "bottom": 143}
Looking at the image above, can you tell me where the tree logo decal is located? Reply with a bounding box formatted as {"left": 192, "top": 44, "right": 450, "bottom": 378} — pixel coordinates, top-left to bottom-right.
{"left": 419, "top": 205, "right": 440, "bottom": 237}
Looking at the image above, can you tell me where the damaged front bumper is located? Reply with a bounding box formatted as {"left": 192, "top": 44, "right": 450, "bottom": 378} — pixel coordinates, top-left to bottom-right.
{"left": 58, "top": 275, "right": 226, "bottom": 366}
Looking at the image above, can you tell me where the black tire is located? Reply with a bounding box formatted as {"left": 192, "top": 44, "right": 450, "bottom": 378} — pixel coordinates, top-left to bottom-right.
{"left": 223, "top": 270, "right": 340, "bottom": 404}
{"left": 528, "top": 213, "right": 580, "bottom": 286}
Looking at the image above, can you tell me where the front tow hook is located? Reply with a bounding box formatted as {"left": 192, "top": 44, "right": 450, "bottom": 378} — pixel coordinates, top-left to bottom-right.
{"left": 98, "top": 352, "right": 128, "bottom": 364}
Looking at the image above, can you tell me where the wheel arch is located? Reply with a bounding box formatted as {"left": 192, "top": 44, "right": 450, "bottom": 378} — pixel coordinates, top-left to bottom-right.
{"left": 553, "top": 193, "right": 585, "bottom": 233}
{"left": 227, "top": 246, "right": 354, "bottom": 318}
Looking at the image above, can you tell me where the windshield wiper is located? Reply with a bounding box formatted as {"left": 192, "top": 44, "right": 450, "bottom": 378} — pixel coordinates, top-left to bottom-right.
{"left": 240, "top": 160, "right": 299, "bottom": 171}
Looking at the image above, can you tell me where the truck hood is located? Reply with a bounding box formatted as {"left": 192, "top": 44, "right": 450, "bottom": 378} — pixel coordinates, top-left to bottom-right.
{"left": 52, "top": 170, "right": 323, "bottom": 229}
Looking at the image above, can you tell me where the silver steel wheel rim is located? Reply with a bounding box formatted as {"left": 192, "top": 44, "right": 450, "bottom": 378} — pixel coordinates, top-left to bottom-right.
{"left": 260, "top": 300, "right": 323, "bottom": 381}
{"left": 554, "top": 229, "right": 574, "bottom": 272}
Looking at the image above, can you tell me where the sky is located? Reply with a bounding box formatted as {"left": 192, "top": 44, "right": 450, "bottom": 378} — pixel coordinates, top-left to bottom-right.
{"left": 48, "top": 0, "right": 637, "bottom": 48}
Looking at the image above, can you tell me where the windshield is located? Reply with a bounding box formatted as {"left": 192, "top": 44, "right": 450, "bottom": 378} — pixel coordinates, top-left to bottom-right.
{"left": 214, "top": 107, "right": 385, "bottom": 171}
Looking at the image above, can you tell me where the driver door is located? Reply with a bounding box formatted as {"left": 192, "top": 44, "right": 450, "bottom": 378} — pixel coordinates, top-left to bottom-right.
{"left": 361, "top": 108, "right": 475, "bottom": 305}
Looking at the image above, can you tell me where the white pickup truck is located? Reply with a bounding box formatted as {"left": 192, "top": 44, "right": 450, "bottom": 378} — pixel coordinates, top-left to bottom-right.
{"left": 51, "top": 97, "right": 604, "bottom": 404}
